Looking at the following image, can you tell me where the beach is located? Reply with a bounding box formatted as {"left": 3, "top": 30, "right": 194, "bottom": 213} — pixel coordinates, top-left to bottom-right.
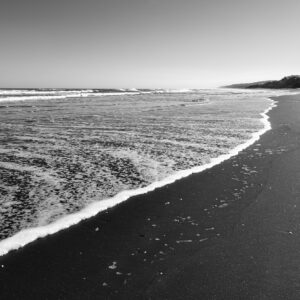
{"left": 0, "top": 93, "right": 300, "bottom": 299}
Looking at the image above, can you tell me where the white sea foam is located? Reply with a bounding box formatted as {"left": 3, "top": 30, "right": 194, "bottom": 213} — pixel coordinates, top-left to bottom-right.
{"left": 164, "top": 89, "right": 194, "bottom": 93}
{"left": 0, "top": 97, "right": 277, "bottom": 257}
{"left": 0, "top": 91, "right": 142, "bottom": 102}
{"left": 0, "top": 95, "right": 72, "bottom": 102}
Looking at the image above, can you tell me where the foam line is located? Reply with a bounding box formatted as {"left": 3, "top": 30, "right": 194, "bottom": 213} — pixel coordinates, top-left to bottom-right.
{"left": 0, "top": 98, "right": 277, "bottom": 257}
{"left": 0, "top": 91, "right": 142, "bottom": 102}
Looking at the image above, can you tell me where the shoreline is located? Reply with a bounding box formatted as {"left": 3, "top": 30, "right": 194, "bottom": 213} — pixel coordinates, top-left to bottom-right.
{"left": 0, "top": 97, "right": 276, "bottom": 257}
{"left": 1, "top": 93, "right": 300, "bottom": 299}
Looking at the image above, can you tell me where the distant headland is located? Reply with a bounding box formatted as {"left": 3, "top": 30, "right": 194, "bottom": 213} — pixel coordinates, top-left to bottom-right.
{"left": 224, "top": 75, "right": 300, "bottom": 89}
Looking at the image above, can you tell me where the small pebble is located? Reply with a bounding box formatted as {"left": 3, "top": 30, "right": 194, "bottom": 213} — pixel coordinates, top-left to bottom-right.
{"left": 108, "top": 262, "right": 117, "bottom": 270}
{"left": 205, "top": 227, "right": 215, "bottom": 231}
{"left": 199, "top": 238, "right": 208, "bottom": 242}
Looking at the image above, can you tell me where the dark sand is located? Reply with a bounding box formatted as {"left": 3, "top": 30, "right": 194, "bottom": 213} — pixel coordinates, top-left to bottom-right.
{"left": 1, "top": 94, "right": 300, "bottom": 299}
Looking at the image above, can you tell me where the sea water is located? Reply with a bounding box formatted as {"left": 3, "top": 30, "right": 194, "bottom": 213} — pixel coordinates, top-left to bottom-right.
{"left": 0, "top": 88, "right": 288, "bottom": 255}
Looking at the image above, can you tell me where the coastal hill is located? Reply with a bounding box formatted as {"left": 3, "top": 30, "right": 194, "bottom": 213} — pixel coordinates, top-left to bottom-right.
{"left": 224, "top": 75, "right": 300, "bottom": 89}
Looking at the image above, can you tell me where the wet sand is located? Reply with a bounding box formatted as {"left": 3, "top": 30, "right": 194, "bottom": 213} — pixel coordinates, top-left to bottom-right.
{"left": 0, "top": 94, "right": 300, "bottom": 299}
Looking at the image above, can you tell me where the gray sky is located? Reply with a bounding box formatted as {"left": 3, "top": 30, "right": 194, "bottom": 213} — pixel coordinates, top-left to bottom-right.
{"left": 0, "top": 0, "right": 299, "bottom": 88}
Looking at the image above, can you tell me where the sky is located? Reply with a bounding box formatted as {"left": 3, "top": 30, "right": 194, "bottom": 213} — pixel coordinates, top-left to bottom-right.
{"left": 0, "top": 0, "right": 299, "bottom": 88}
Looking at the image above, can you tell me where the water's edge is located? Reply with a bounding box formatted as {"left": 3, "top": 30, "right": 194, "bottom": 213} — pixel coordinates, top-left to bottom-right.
{"left": 0, "top": 97, "right": 277, "bottom": 257}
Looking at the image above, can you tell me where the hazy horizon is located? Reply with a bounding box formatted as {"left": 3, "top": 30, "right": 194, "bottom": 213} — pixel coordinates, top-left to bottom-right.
{"left": 0, "top": 75, "right": 298, "bottom": 90}
{"left": 0, "top": 0, "right": 299, "bottom": 89}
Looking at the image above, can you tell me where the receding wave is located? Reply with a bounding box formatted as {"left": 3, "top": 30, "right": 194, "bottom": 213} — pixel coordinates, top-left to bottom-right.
{"left": 0, "top": 89, "right": 289, "bottom": 256}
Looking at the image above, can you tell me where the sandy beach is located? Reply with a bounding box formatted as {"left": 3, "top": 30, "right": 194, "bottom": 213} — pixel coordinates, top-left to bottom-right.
{"left": 0, "top": 93, "right": 300, "bottom": 299}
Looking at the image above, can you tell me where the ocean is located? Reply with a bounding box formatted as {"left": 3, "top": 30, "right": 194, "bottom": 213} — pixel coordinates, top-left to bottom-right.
{"left": 0, "top": 88, "right": 288, "bottom": 255}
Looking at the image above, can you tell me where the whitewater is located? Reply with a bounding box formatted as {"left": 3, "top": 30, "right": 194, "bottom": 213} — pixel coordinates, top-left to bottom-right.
{"left": 0, "top": 88, "right": 293, "bottom": 256}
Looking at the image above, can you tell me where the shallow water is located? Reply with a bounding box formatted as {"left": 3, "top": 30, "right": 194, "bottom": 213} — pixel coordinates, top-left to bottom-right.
{"left": 0, "top": 89, "right": 279, "bottom": 240}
